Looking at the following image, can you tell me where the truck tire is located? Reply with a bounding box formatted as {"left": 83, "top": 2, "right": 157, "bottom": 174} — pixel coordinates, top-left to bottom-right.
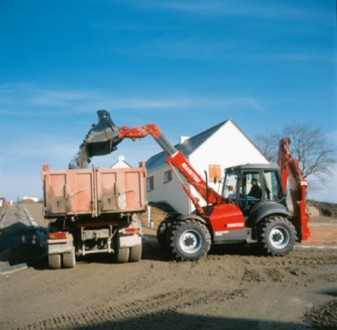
{"left": 157, "top": 218, "right": 174, "bottom": 250}
{"left": 63, "top": 248, "right": 76, "bottom": 268}
{"left": 168, "top": 220, "right": 211, "bottom": 261}
{"left": 129, "top": 245, "right": 142, "bottom": 262}
{"left": 48, "top": 254, "right": 61, "bottom": 269}
{"left": 258, "top": 216, "right": 296, "bottom": 256}
{"left": 115, "top": 247, "right": 130, "bottom": 263}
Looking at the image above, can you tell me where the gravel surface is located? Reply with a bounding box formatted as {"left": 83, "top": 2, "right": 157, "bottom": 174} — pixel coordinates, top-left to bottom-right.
{"left": 0, "top": 203, "right": 336, "bottom": 330}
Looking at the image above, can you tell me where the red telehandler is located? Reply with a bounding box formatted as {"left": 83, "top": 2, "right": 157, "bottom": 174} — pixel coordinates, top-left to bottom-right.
{"left": 84, "top": 110, "right": 310, "bottom": 261}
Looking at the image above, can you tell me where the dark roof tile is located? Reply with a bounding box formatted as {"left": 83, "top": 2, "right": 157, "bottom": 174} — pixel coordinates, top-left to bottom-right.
{"left": 146, "top": 120, "right": 228, "bottom": 171}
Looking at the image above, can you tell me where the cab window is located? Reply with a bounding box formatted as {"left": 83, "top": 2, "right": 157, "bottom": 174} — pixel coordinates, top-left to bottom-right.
{"left": 263, "top": 170, "right": 283, "bottom": 201}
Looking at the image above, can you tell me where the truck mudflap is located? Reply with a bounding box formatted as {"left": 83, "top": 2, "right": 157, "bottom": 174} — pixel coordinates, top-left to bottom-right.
{"left": 47, "top": 232, "right": 76, "bottom": 269}
{"left": 47, "top": 233, "right": 74, "bottom": 255}
{"left": 118, "top": 214, "right": 143, "bottom": 248}
{"left": 116, "top": 232, "right": 143, "bottom": 263}
{"left": 119, "top": 233, "right": 142, "bottom": 248}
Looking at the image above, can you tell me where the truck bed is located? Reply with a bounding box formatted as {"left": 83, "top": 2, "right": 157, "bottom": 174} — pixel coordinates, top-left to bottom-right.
{"left": 42, "top": 164, "right": 147, "bottom": 218}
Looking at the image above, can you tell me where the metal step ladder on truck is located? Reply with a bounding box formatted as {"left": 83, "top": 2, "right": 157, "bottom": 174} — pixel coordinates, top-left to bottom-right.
{"left": 53, "top": 110, "right": 310, "bottom": 264}
{"left": 42, "top": 163, "right": 146, "bottom": 269}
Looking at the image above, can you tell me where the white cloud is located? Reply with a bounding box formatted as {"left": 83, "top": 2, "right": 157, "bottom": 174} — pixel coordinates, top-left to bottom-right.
{"left": 0, "top": 83, "right": 264, "bottom": 115}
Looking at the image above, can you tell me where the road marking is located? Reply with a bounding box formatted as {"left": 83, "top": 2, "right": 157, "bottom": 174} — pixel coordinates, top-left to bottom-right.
{"left": 22, "top": 206, "right": 47, "bottom": 247}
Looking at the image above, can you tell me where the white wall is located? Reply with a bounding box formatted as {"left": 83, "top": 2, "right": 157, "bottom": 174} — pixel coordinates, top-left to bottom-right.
{"left": 147, "top": 165, "right": 189, "bottom": 213}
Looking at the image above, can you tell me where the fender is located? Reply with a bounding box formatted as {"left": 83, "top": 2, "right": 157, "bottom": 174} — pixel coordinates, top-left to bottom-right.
{"left": 165, "top": 212, "right": 182, "bottom": 220}
{"left": 246, "top": 201, "right": 291, "bottom": 227}
{"left": 177, "top": 213, "right": 208, "bottom": 226}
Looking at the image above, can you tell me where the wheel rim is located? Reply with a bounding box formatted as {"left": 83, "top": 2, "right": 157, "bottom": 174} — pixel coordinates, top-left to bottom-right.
{"left": 268, "top": 226, "right": 290, "bottom": 249}
{"left": 179, "top": 229, "right": 202, "bottom": 254}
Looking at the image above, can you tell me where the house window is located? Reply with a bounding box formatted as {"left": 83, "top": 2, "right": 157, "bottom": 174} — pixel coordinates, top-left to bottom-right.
{"left": 147, "top": 176, "right": 154, "bottom": 192}
{"left": 208, "top": 164, "right": 222, "bottom": 182}
{"left": 164, "top": 170, "right": 172, "bottom": 183}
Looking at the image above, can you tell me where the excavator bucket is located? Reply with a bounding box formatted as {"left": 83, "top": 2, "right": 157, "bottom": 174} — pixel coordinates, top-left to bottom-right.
{"left": 85, "top": 110, "right": 121, "bottom": 157}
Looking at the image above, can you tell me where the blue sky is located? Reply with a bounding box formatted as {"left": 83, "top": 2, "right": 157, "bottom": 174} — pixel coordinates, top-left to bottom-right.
{"left": 0, "top": 0, "right": 336, "bottom": 202}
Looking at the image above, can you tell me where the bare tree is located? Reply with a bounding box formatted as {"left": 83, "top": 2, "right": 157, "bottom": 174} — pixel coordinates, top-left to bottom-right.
{"left": 254, "top": 123, "right": 337, "bottom": 181}
{"left": 254, "top": 133, "right": 279, "bottom": 162}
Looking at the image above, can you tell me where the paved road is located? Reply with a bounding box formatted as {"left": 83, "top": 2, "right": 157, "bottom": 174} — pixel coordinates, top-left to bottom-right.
{"left": 0, "top": 204, "right": 46, "bottom": 275}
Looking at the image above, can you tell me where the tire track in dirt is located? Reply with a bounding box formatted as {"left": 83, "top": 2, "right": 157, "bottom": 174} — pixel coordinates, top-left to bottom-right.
{"left": 14, "top": 288, "right": 247, "bottom": 330}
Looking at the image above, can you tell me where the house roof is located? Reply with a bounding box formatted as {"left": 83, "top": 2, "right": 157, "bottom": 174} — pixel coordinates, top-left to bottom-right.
{"left": 146, "top": 120, "right": 229, "bottom": 171}
{"left": 111, "top": 155, "right": 132, "bottom": 168}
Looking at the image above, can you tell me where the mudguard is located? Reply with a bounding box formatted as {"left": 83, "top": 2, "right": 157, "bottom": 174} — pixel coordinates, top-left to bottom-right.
{"left": 246, "top": 201, "right": 291, "bottom": 227}
{"left": 177, "top": 213, "right": 208, "bottom": 226}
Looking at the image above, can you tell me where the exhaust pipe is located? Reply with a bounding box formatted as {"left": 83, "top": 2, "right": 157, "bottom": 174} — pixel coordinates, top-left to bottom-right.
{"left": 85, "top": 110, "right": 121, "bottom": 157}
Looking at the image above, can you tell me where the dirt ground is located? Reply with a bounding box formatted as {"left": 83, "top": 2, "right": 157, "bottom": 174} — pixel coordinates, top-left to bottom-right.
{"left": 0, "top": 203, "right": 336, "bottom": 330}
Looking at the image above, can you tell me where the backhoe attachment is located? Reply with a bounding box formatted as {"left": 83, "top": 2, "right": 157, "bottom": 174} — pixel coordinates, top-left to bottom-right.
{"left": 85, "top": 110, "right": 122, "bottom": 157}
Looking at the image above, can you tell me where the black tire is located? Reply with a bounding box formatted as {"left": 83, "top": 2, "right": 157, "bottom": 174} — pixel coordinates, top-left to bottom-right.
{"left": 48, "top": 254, "right": 61, "bottom": 269}
{"left": 63, "top": 248, "right": 76, "bottom": 268}
{"left": 258, "top": 216, "right": 296, "bottom": 256}
{"left": 129, "top": 245, "right": 142, "bottom": 262}
{"left": 157, "top": 218, "right": 174, "bottom": 250}
{"left": 168, "top": 220, "right": 211, "bottom": 261}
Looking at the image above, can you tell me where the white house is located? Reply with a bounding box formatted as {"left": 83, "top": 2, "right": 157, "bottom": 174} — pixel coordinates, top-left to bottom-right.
{"left": 111, "top": 155, "right": 132, "bottom": 169}
{"left": 145, "top": 119, "right": 269, "bottom": 214}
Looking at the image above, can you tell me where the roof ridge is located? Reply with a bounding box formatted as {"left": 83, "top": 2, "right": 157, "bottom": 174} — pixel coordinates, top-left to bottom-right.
{"left": 146, "top": 119, "right": 229, "bottom": 171}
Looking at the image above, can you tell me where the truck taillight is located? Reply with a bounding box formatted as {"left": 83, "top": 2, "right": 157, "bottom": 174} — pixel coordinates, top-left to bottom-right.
{"left": 49, "top": 232, "right": 67, "bottom": 239}
{"left": 123, "top": 228, "right": 140, "bottom": 234}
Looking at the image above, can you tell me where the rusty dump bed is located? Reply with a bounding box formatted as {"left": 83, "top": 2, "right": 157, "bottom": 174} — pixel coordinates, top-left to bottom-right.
{"left": 42, "top": 163, "right": 147, "bottom": 218}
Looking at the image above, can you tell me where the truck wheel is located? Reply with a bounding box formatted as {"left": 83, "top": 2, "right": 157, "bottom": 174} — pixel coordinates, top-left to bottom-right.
{"left": 63, "top": 248, "right": 76, "bottom": 268}
{"left": 168, "top": 220, "right": 211, "bottom": 261}
{"left": 129, "top": 245, "right": 142, "bottom": 262}
{"left": 157, "top": 218, "right": 174, "bottom": 250}
{"left": 258, "top": 216, "right": 296, "bottom": 256}
{"left": 48, "top": 254, "right": 61, "bottom": 269}
{"left": 115, "top": 248, "right": 130, "bottom": 263}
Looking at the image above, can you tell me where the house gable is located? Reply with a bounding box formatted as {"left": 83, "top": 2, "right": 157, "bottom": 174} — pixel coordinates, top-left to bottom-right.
{"left": 111, "top": 155, "right": 132, "bottom": 168}
{"left": 146, "top": 119, "right": 266, "bottom": 171}
{"left": 188, "top": 120, "right": 268, "bottom": 171}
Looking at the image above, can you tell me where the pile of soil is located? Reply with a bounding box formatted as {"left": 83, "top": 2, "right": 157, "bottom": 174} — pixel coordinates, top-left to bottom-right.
{"left": 304, "top": 299, "right": 337, "bottom": 329}
{"left": 140, "top": 202, "right": 175, "bottom": 228}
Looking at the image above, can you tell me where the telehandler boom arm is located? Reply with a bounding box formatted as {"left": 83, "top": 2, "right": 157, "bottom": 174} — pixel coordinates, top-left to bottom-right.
{"left": 85, "top": 111, "right": 225, "bottom": 214}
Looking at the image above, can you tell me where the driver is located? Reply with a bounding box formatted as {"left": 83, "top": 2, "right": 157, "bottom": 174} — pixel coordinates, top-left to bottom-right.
{"left": 247, "top": 178, "right": 262, "bottom": 199}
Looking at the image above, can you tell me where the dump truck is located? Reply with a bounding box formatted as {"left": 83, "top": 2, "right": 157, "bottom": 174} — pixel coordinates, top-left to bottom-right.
{"left": 42, "top": 163, "right": 146, "bottom": 269}
{"left": 82, "top": 110, "right": 310, "bottom": 261}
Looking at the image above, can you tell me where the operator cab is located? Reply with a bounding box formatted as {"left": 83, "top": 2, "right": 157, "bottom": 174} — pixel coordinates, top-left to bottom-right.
{"left": 222, "top": 164, "right": 286, "bottom": 216}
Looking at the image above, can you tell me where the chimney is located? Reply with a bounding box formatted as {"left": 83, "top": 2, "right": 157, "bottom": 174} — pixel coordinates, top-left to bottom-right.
{"left": 179, "top": 136, "right": 189, "bottom": 144}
